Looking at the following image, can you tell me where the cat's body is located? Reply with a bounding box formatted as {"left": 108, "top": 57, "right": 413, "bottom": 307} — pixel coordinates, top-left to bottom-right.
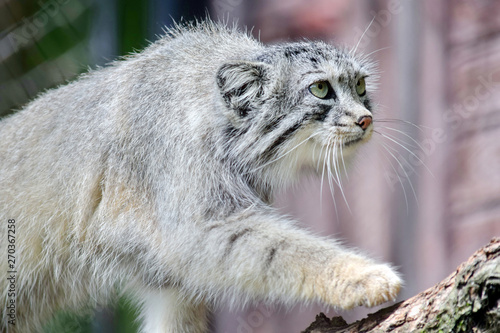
{"left": 0, "top": 21, "right": 401, "bottom": 332}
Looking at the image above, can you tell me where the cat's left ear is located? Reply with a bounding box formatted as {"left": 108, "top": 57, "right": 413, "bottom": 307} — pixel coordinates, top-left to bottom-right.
{"left": 216, "top": 61, "right": 271, "bottom": 118}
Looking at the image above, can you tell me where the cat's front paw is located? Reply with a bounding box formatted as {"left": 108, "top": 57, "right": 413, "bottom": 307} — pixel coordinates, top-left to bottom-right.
{"left": 319, "top": 260, "right": 402, "bottom": 309}
{"left": 351, "top": 264, "right": 402, "bottom": 308}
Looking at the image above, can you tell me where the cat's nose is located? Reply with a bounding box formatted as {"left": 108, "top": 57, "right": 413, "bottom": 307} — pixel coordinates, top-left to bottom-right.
{"left": 356, "top": 115, "right": 372, "bottom": 130}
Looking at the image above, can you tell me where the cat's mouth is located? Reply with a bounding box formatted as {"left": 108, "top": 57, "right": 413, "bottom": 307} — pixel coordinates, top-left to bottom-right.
{"left": 338, "top": 125, "right": 373, "bottom": 147}
{"left": 343, "top": 136, "right": 364, "bottom": 147}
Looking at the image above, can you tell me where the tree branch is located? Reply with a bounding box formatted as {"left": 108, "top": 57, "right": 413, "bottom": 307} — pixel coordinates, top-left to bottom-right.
{"left": 302, "top": 238, "right": 500, "bottom": 332}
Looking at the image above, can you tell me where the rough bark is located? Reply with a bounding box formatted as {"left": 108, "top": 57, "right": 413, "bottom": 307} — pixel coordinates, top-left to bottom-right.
{"left": 302, "top": 238, "right": 500, "bottom": 333}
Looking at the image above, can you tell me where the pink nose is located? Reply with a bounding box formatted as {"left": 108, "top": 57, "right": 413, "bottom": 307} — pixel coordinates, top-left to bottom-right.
{"left": 356, "top": 115, "right": 372, "bottom": 130}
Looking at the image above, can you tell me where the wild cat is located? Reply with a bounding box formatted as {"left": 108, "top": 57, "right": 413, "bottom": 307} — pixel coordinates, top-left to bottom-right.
{"left": 0, "top": 21, "right": 401, "bottom": 332}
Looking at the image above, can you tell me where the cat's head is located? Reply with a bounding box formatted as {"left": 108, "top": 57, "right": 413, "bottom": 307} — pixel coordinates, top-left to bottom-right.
{"left": 216, "top": 41, "right": 376, "bottom": 184}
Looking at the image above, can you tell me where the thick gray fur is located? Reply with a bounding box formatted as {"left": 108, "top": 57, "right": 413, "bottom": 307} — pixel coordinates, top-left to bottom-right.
{"left": 0, "top": 21, "right": 401, "bottom": 332}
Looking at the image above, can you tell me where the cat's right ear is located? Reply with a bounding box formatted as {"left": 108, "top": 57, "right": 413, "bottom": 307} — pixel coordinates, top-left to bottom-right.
{"left": 216, "top": 61, "right": 271, "bottom": 118}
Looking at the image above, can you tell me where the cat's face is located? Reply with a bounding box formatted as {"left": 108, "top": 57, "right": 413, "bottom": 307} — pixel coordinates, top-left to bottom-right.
{"left": 216, "top": 41, "right": 375, "bottom": 177}
{"left": 276, "top": 43, "right": 374, "bottom": 150}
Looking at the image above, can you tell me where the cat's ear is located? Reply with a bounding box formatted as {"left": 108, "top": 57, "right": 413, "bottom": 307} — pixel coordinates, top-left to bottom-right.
{"left": 216, "top": 61, "right": 271, "bottom": 117}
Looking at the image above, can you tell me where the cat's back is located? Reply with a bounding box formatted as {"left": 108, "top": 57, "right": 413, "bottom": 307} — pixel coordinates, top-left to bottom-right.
{"left": 0, "top": 22, "right": 264, "bottom": 210}
{"left": 150, "top": 22, "right": 263, "bottom": 68}
{"left": 136, "top": 22, "right": 265, "bottom": 108}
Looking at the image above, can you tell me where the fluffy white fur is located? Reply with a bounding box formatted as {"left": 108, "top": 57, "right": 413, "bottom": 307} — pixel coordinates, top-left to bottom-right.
{"left": 0, "top": 20, "right": 400, "bottom": 332}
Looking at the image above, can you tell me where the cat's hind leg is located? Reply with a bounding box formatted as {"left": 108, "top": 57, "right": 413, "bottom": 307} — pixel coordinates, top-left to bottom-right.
{"left": 138, "top": 287, "right": 209, "bottom": 333}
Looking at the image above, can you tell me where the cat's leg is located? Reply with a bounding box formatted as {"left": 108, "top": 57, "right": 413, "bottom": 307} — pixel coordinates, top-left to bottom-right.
{"left": 138, "top": 287, "right": 209, "bottom": 333}
{"left": 154, "top": 209, "right": 402, "bottom": 310}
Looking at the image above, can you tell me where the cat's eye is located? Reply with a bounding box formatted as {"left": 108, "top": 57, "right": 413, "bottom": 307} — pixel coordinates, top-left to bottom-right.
{"left": 356, "top": 77, "right": 366, "bottom": 96}
{"left": 309, "top": 81, "right": 330, "bottom": 99}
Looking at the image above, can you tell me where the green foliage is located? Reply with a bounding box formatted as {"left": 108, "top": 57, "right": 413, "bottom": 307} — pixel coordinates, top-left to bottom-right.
{"left": 42, "top": 298, "right": 141, "bottom": 333}
{"left": 115, "top": 297, "right": 141, "bottom": 333}
{"left": 117, "top": 0, "right": 149, "bottom": 56}
{"left": 43, "top": 311, "right": 93, "bottom": 333}
{"left": 0, "top": 0, "right": 93, "bottom": 117}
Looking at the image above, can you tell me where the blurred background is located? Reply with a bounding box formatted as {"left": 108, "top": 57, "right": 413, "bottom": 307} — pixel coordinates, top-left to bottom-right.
{"left": 1, "top": 0, "right": 499, "bottom": 332}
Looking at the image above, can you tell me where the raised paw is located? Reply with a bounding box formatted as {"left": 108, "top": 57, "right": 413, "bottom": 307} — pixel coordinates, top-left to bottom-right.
{"left": 352, "top": 264, "right": 402, "bottom": 308}
{"left": 318, "top": 261, "right": 402, "bottom": 310}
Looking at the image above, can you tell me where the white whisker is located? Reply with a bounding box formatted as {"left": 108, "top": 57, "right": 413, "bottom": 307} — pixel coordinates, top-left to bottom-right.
{"left": 380, "top": 143, "right": 409, "bottom": 211}
{"left": 326, "top": 137, "right": 338, "bottom": 214}
{"left": 250, "top": 132, "right": 319, "bottom": 173}
{"left": 339, "top": 137, "right": 349, "bottom": 181}
{"left": 378, "top": 125, "right": 425, "bottom": 151}
{"left": 351, "top": 16, "right": 376, "bottom": 55}
{"left": 311, "top": 139, "right": 318, "bottom": 162}
{"left": 378, "top": 129, "right": 421, "bottom": 152}
{"left": 316, "top": 141, "right": 326, "bottom": 172}
{"left": 334, "top": 139, "right": 351, "bottom": 213}
{"left": 364, "top": 46, "right": 391, "bottom": 58}
{"left": 379, "top": 132, "right": 434, "bottom": 177}
{"left": 375, "top": 118, "right": 429, "bottom": 131}
{"left": 380, "top": 141, "right": 418, "bottom": 208}
{"left": 319, "top": 134, "right": 332, "bottom": 210}
{"left": 380, "top": 140, "right": 418, "bottom": 175}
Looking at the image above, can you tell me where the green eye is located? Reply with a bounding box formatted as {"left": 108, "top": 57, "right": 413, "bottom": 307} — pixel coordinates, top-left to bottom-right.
{"left": 309, "top": 81, "right": 329, "bottom": 99}
{"left": 356, "top": 77, "right": 366, "bottom": 96}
